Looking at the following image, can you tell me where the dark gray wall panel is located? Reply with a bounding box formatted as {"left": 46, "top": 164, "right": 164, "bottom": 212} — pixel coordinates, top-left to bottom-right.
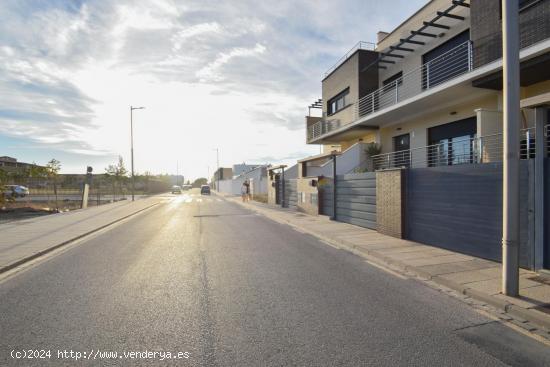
{"left": 406, "top": 162, "right": 532, "bottom": 267}
{"left": 284, "top": 179, "right": 298, "bottom": 210}
{"left": 334, "top": 173, "right": 377, "bottom": 229}
{"left": 545, "top": 158, "right": 550, "bottom": 268}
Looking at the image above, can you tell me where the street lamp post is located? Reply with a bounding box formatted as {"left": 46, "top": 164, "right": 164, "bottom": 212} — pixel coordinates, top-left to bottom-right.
{"left": 130, "top": 106, "right": 145, "bottom": 202}
{"left": 501, "top": 0, "right": 520, "bottom": 296}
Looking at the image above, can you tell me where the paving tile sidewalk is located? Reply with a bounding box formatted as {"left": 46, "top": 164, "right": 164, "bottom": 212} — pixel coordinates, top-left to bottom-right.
{"left": 0, "top": 197, "right": 163, "bottom": 273}
{"left": 227, "top": 196, "right": 550, "bottom": 331}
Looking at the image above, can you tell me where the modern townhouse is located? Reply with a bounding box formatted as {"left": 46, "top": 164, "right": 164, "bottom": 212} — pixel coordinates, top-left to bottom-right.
{"left": 299, "top": 0, "right": 550, "bottom": 272}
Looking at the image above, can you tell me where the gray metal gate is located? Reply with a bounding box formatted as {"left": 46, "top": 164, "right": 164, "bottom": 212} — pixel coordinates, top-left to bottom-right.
{"left": 334, "top": 173, "right": 377, "bottom": 229}
{"left": 406, "top": 162, "right": 532, "bottom": 267}
{"left": 283, "top": 179, "right": 298, "bottom": 210}
{"left": 545, "top": 158, "right": 550, "bottom": 268}
{"left": 319, "top": 178, "right": 334, "bottom": 217}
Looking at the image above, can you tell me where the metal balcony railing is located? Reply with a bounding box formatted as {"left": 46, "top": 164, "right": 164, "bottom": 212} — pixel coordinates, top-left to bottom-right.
{"left": 355, "top": 40, "right": 473, "bottom": 119}
{"left": 307, "top": 116, "right": 344, "bottom": 141}
{"left": 324, "top": 41, "right": 376, "bottom": 78}
{"left": 371, "top": 126, "right": 547, "bottom": 171}
{"left": 308, "top": 41, "right": 474, "bottom": 142}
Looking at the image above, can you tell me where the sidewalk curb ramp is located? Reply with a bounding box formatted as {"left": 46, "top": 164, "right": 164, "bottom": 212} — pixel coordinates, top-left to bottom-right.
{"left": 231, "top": 198, "right": 550, "bottom": 332}
{"left": 0, "top": 202, "right": 160, "bottom": 275}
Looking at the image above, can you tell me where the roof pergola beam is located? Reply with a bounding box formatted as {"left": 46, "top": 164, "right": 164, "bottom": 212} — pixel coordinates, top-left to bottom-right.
{"left": 400, "top": 38, "right": 425, "bottom": 46}
{"left": 378, "top": 59, "right": 395, "bottom": 64}
{"left": 423, "top": 21, "right": 450, "bottom": 30}
{"left": 390, "top": 45, "right": 414, "bottom": 52}
{"left": 411, "top": 30, "right": 437, "bottom": 38}
{"left": 437, "top": 11, "right": 465, "bottom": 20}
{"left": 452, "top": 0, "right": 470, "bottom": 7}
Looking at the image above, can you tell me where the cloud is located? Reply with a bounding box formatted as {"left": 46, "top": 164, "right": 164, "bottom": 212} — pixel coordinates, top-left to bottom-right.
{"left": 0, "top": 0, "right": 428, "bottom": 175}
{"left": 196, "top": 43, "right": 266, "bottom": 82}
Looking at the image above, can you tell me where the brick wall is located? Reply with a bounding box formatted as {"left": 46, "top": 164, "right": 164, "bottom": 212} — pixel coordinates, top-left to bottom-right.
{"left": 376, "top": 169, "right": 405, "bottom": 238}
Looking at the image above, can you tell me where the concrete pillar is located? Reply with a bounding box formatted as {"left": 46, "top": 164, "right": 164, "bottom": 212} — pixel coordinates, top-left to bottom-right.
{"left": 534, "top": 107, "right": 547, "bottom": 270}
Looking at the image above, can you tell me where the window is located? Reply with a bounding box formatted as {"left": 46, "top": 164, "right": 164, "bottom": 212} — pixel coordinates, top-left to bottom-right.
{"left": 422, "top": 30, "right": 470, "bottom": 89}
{"left": 327, "top": 88, "right": 349, "bottom": 115}
{"left": 383, "top": 72, "right": 403, "bottom": 87}
{"left": 427, "top": 117, "right": 477, "bottom": 167}
{"left": 382, "top": 72, "right": 403, "bottom": 93}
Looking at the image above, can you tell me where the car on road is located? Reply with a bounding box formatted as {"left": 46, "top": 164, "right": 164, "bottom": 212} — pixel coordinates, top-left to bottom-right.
{"left": 3, "top": 185, "right": 30, "bottom": 198}
{"left": 200, "top": 185, "right": 211, "bottom": 195}
{"left": 182, "top": 184, "right": 192, "bottom": 191}
{"left": 171, "top": 185, "right": 182, "bottom": 194}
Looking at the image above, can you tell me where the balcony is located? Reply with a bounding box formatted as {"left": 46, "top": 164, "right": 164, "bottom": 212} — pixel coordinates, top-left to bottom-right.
{"left": 370, "top": 125, "right": 548, "bottom": 171}
{"left": 308, "top": 41, "right": 474, "bottom": 143}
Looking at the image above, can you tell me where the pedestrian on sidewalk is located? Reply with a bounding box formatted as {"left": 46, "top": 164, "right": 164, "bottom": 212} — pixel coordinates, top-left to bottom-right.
{"left": 241, "top": 180, "right": 250, "bottom": 202}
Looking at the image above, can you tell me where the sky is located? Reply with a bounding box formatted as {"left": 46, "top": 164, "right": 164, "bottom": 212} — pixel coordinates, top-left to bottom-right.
{"left": 0, "top": 0, "right": 427, "bottom": 179}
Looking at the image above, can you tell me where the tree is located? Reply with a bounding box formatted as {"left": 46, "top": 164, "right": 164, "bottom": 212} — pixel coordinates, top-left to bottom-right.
{"left": 115, "top": 156, "right": 128, "bottom": 195}
{"left": 192, "top": 178, "right": 208, "bottom": 188}
{"left": 46, "top": 159, "right": 61, "bottom": 211}
{"left": 104, "top": 156, "right": 128, "bottom": 200}
{"left": 0, "top": 168, "right": 8, "bottom": 204}
{"left": 142, "top": 171, "right": 152, "bottom": 194}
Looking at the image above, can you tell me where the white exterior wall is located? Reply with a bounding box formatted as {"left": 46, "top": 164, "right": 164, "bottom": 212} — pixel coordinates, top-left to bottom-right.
{"left": 304, "top": 142, "right": 368, "bottom": 177}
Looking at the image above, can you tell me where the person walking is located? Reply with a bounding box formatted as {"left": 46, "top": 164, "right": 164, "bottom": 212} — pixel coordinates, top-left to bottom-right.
{"left": 241, "top": 181, "right": 249, "bottom": 202}
{"left": 245, "top": 180, "right": 250, "bottom": 202}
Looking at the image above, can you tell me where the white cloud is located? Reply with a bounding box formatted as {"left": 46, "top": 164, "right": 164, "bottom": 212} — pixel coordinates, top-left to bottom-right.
{"left": 196, "top": 43, "right": 267, "bottom": 82}
{"left": 0, "top": 0, "right": 428, "bottom": 176}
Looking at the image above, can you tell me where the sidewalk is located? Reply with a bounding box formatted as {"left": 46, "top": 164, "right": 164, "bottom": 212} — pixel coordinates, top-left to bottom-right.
{"left": 0, "top": 197, "right": 163, "bottom": 273}
{"left": 228, "top": 196, "right": 550, "bottom": 334}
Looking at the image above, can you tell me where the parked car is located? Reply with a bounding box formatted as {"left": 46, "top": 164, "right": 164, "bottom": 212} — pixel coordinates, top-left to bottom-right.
{"left": 182, "top": 185, "right": 192, "bottom": 191}
{"left": 200, "top": 185, "right": 211, "bottom": 195}
{"left": 171, "top": 185, "right": 182, "bottom": 194}
{"left": 3, "top": 185, "right": 30, "bottom": 198}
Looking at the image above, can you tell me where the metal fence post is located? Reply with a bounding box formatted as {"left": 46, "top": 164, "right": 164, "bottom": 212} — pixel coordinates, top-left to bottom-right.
{"left": 332, "top": 154, "right": 337, "bottom": 220}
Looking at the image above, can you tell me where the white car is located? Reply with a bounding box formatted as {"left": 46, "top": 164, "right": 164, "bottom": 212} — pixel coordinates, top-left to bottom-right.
{"left": 171, "top": 185, "right": 182, "bottom": 194}
{"left": 3, "top": 185, "right": 30, "bottom": 198}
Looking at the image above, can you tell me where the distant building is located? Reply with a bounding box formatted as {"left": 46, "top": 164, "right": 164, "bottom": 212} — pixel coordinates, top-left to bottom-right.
{"left": 232, "top": 163, "right": 260, "bottom": 177}
{"left": 0, "top": 156, "right": 45, "bottom": 173}
{"left": 212, "top": 167, "right": 233, "bottom": 181}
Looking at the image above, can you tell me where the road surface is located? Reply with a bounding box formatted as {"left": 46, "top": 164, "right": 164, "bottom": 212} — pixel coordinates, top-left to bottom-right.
{"left": 1, "top": 191, "right": 549, "bottom": 366}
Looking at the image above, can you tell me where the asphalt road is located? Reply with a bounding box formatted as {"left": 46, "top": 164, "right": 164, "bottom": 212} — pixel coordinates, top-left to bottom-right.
{"left": 1, "top": 191, "right": 549, "bottom": 366}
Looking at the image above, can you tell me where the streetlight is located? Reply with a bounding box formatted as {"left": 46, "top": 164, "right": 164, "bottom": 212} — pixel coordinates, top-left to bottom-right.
{"left": 130, "top": 106, "right": 145, "bottom": 201}
{"left": 501, "top": 0, "right": 520, "bottom": 296}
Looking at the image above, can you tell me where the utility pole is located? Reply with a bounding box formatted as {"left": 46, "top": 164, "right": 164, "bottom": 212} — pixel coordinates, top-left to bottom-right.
{"left": 501, "top": 0, "right": 520, "bottom": 296}
{"left": 130, "top": 106, "right": 145, "bottom": 201}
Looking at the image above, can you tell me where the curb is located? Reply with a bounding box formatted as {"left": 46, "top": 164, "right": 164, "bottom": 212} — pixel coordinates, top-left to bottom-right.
{"left": 0, "top": 202, "right": 160, "bottom": 275}
{"left": 233, "top": 198, "right": 550, "bottom": 331}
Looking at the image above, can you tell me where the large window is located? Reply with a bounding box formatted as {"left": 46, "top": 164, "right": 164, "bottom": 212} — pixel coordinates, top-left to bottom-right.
{"left": 327, "top": 88, "right": 349, "bottom": 115}
{"left": 422, "top": 30, "right": 470, "bottom": 89}
{"left": 428, "top": 117, "right": 477, "bottom": 167}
